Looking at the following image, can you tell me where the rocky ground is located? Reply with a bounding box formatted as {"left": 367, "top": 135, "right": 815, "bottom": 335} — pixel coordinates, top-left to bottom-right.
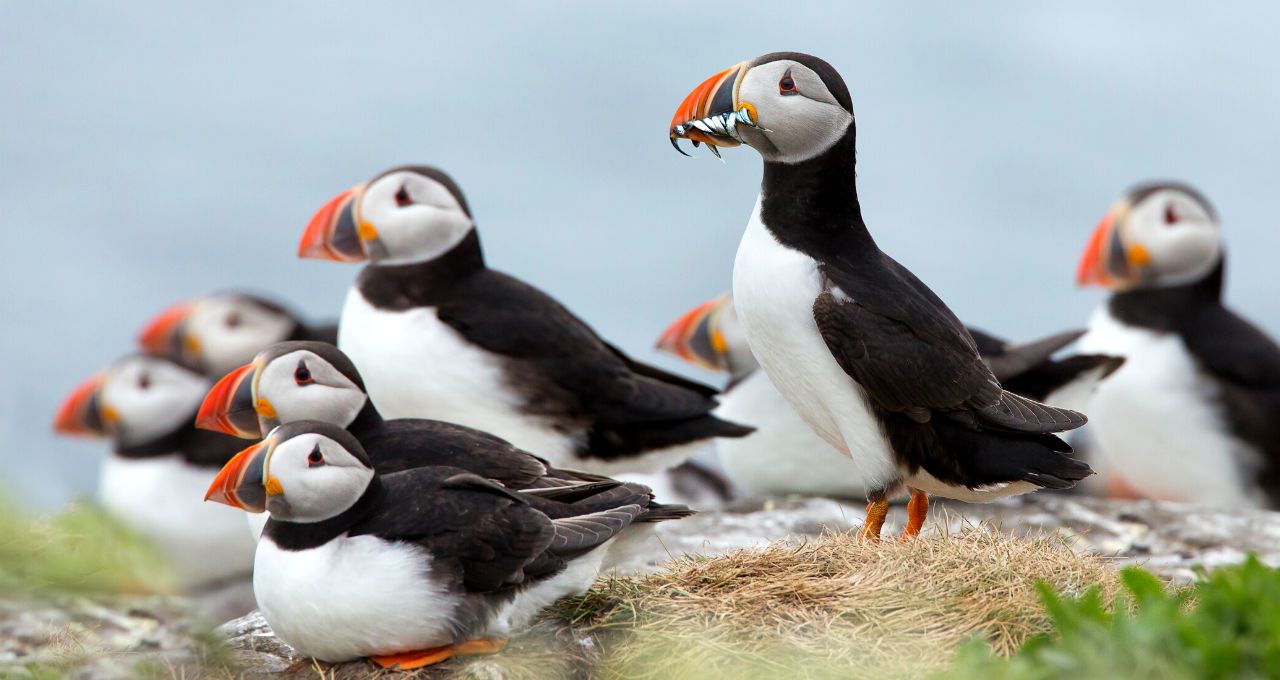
{"left": 9, "top": 494, "right": 1280, "bottom": 678}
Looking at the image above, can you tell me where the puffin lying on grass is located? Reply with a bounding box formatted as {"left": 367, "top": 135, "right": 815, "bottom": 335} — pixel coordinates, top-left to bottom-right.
{"left": 206, "top": 421, "right": 659, "bottom": 669}
{"left": 668, "top": 52, "right": 1092, "bottom": 539}
{"left": 297, "top": 165, "right": 752, "bottom": 475}
{"left": 196, "top": 340, "right": 691, "bottom": 561}
{"left": 53, "top": 355, "right": 256, "bottom": 589}
{"left": 1075, "top": 182, "right": 1280, "bottom": 507}
{"left": 658, "top": 294, "right": 1119, "bottom": 499}
{"left": 138, "top": 292, "right": 336, "bottom": 378}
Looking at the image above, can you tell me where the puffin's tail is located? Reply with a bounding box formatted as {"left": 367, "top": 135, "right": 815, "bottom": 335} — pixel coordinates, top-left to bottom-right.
{"left": 925, "top": 418, "right": 1094, "bottom": 490}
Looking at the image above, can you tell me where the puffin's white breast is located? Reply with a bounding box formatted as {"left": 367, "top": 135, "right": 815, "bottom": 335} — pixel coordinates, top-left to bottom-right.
{"left": 716, "top": 370, "right": 871, "bottom": 498}
{"left": 98, "top": 454, "right": 256, "bottom": 589}
{"left": 339, "top": 286, "right": 575, "bottom": 462}
{"left": 731, "top": 198, "right": 898, "bottom": 492}
{"left": 254, "top": 535, "right": 459, "bottom": 663}
{"left": 1076, "top": 306, "right": 1265, "bottom": 506}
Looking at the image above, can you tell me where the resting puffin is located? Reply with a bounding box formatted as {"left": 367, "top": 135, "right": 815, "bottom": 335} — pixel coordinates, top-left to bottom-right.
{"left": 297, "top": 166, "right": 752, "bottom": 474}
{"left": 196, "top": 340, "right": 691, "bottom": 558}
{"left": 206, "top": 421, "right": 655, "bottom": 669}
{"left": 658, "top": 294, "right": 1119, "bottom": 498}
{"left": 138, "top": 292, "right": 337, "bottom": 378}
{"left": 668, "top": 53, "right": 1091, "bottom": 538}
{"left": 1075, "top": 182, "right": 1280, "bottom": 507}
{"left": 53, "top": 355, "right": 256, "bottom": 589}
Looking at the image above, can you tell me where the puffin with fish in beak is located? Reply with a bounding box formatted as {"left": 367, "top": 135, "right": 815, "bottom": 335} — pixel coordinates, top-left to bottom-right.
{"left": 668, "top": 52, "right": 1092, "bottom": 538}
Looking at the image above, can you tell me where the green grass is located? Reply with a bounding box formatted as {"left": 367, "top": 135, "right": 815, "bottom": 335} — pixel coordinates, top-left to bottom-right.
{"left": 0, "top": 498, "right": 175, "bottom": 597}
{"left": 944, "top": 556, "right": 1280, "bottom": 680}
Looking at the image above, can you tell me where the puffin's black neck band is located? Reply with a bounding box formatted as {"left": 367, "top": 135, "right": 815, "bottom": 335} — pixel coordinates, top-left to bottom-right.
{"left": 759, "top": 126, "right": 875, "bottom": 258}
{"left": 1109, "top": 258, "right": 1226, "bottom": 331}
{"left": 348, "top": 399, "right": 385, "bottom": 435}
{"left": 114, "top": 409, "right": 245, "bottom": 468}
{"left": 262, "top": 476, "right": 384, "bottom": 551}
{"left": 357, "top": 229, "right": 485, "bottom": 310}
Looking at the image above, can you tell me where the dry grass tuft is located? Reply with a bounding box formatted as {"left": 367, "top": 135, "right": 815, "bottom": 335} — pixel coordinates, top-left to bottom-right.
{"left": 545, "top": 526, "right": 1118, "bottom": 679}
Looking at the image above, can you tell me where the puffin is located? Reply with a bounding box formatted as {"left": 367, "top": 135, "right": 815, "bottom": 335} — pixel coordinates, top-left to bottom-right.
{"left": 1074, "top": 182, "right": 1280, "bottom": 507}
{"left": 668, "top": 52, "right": 1091, "bottom": 539}
{"left": 53, "top": 355, "right": 257, "bottom": 589}
{"left": 297, "top": 165, "right": 753, "bottom": 474}
{"left": 658, "top": 294, "right": 1119, "bottom": 498}
{"left": 206, "top": 421, "right": 661, "bottom": 669}
{"left": 138, "top": 292, "right": 337, "bottom": 378}
{"left": 195, "top": 340, "right": 692, "bottom": 560}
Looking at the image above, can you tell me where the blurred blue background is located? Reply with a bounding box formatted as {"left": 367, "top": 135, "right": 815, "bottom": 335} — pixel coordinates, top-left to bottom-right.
{"left": 4, "top": 2, "right": 1278, "bottom": 509}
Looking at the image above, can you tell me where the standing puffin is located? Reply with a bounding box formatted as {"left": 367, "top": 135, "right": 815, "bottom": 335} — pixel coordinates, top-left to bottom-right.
{"left": 668, "top": 53, "right": 1091, "bottom": 538}
{"left": 196, "top": 341, "right": 692, "bottom": 560}
{"left": 206, "top": 421, "right": 654, "bottom": 669}
{"left": 297, "top": 166, "right": 752, "bottom": 474}
{"left": 658, "top": 294, "right": 1119, "bottom": 498}
{"left": 53, "top": 355, "right": 256, "bottom": 589}
{"left": 138, "top": 292, "right": 337, "bottom": 378}
{"left": 1075, "top": 182, "right": 1280, "bottom": 507}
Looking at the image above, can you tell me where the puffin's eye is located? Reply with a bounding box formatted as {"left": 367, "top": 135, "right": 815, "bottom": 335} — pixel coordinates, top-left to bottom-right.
{"left": 294, "top": 360, "right": 313, "bottom": 385}
{"left": 778, "top": 68, "right": 797, "bottom": 96}
{"left": 225, "top": 312, "right": 242, "bottom": 328}
{"left": 1164, "top": 202, "right": 1180, "bottom": 226}
{"left": 138, "top": 372, "right": 151, "bottom": 390}
{"left": 307, "top": 446, "right": 324, "bottom": 467}
{"left": 395, "top": 185, "right": 413, "bottom": 208}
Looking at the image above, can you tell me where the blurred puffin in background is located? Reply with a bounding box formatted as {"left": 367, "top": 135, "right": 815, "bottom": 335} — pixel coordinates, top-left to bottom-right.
{"left": 1075, "top": 182, "right": 1280, "bottom": 507}
{"left": 138, "top": 292, "right": 337, "bottom": 378}
{"left": 52, "top": 355, "right": 256, "bottom": 599}
{"left": 297, "top": 165, "right": 752, "bottom": 475}
{"left": 206, "top": 421, "right": 676, "bottom": 669}
{"left": 658, "top": 294, "right": 1120, "bottom": 499}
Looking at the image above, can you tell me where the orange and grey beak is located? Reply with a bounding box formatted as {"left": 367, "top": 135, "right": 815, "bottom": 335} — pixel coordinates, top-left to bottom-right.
{"left": 138, "top": 301, "right": 197, "bottom": 361}
{"left": 299, "top": 185, "right": 371, "bottom": 262}
{"left": 53, "top": 373, "right": 114, "bottom": 436}
{"left": 205, "top": 439, "right": 271, "bottom": 512}
{"left": 656, "top": 295, "right": 732, "bottom": 372}
{"left": 196, "top": 361, "right": 264, "bottom": 438}
{"left": 1076, "top": 202, "right": 1149, "bottom": 290}
{"left": 669, "top": 61, "right": 757, "bottom": 157}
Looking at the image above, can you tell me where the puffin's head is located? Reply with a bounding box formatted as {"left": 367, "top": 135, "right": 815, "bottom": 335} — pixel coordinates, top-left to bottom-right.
{"left": 196, "top": 341, "right": 367, "bottom": 439}
{"left": 205, "top": 421, "right": 374, "bottom": 522}
{"left": 1077, "top": 182, "right": 1221, "bottom": 292}
{"left": 299, "top": 165, "right": 474, "bottom": 266}
{"left": 656, "top": 292, "right": 756, "bottom": 377}
{"left": 54, "top": 355, "right": 209, "bottom": 448}
{"left": 669, "top": 52, "right": 853, "bottom": 163}
{"left": 137, "top": 293, "right": 302, "bottom": 377}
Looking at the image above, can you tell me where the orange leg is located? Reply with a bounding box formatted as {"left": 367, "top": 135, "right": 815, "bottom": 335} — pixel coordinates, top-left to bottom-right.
{"left": 899, "top": 489, "right": 929, "bottom": 542}
{"left": 859, "top": 497, "right": 890, "bottom": 541}
{"left": 370, "top": 638, "right": 508, "bottom": 670}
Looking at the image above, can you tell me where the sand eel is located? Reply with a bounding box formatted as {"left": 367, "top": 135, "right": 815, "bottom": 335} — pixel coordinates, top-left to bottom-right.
{"left": 668, "top": 52, "right": 1091, "bottom": 539}
{"left": 296, "top": 165, "right": 752, "bottom": 474}
{"left": 206, "top": 421, "right": 670, "bottom": 668}
{"left": 1075, "top": 182, "right": 1280, "bottom": 507}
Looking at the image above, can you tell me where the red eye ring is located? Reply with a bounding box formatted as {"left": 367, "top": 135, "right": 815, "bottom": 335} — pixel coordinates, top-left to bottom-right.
{"left": 395, "top": 185, "right": 412, "bottom": 207}
{"left": 307, "top": 447, "right": 324, "bottom": 466}
{"left": 294, "top": 360, "right": 313, "bottom": 385}
{"left": 1164, "top": 202, "right": 1180, "bottom": 225}
{"left": 779, "top": 68, "right": 797, "bottom": 95}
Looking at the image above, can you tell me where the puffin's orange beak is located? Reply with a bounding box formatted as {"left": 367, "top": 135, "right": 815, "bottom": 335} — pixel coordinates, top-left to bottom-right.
{"left": 669, "top": 62, "right": 753, "bottom": 155}
{"left": 197, "top": 362, "right": 262, "bottom": 438}
{"left": 205, "top": 440, "right": 270, "bottom": 512}
{"left": 138, "top": 301, "right": 195, "bottom": 358}
{"left": 53, "top": 373, "right": 111, "bottom": 436}
{"left": 1077, "top": 203, "right": 1147, "bottom": 290}
{"left": 656, "top": 295, "right": 731, "bottom": 372}
{"left": 299, "top": 185, "right": 369, "bottom": 262}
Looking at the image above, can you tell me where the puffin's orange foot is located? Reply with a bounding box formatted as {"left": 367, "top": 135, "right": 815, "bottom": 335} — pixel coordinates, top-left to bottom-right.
{"left": 371, "top": 646, "right": 454, "bottom": 670}
{"left": 859, "top": 497, "right": 889, "bottom": 541}
{"left": 899, "top": 489, "right": 929, "bottom": 542}
{"left": 370, "top": 638, "right": 508, "bottom": 670}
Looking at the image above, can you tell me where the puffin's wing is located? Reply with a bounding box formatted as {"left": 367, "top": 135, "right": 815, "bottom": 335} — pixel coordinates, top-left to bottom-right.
{"left": 1183, "top": 307, "right": 1280, "bottom": 389}
{"left": 437, "top": 271, "right": 722, "bottom": 423}
{"left": 361, "top": 419, "right": 550, "bottom": 487}
{"left": 602, "top": 340, "right": 721, "bottom": 398}
{"left": 979, "top": 329, "right": 1087, "bottom": 383}
{"left": 546, "top": 505, "right": 643, "bottom": 559}
{"left": 813, "top": 260, "right": 1084, "bottom": 433}
{"left": 356, "top": 468, "right": 555, "bottom": 593}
